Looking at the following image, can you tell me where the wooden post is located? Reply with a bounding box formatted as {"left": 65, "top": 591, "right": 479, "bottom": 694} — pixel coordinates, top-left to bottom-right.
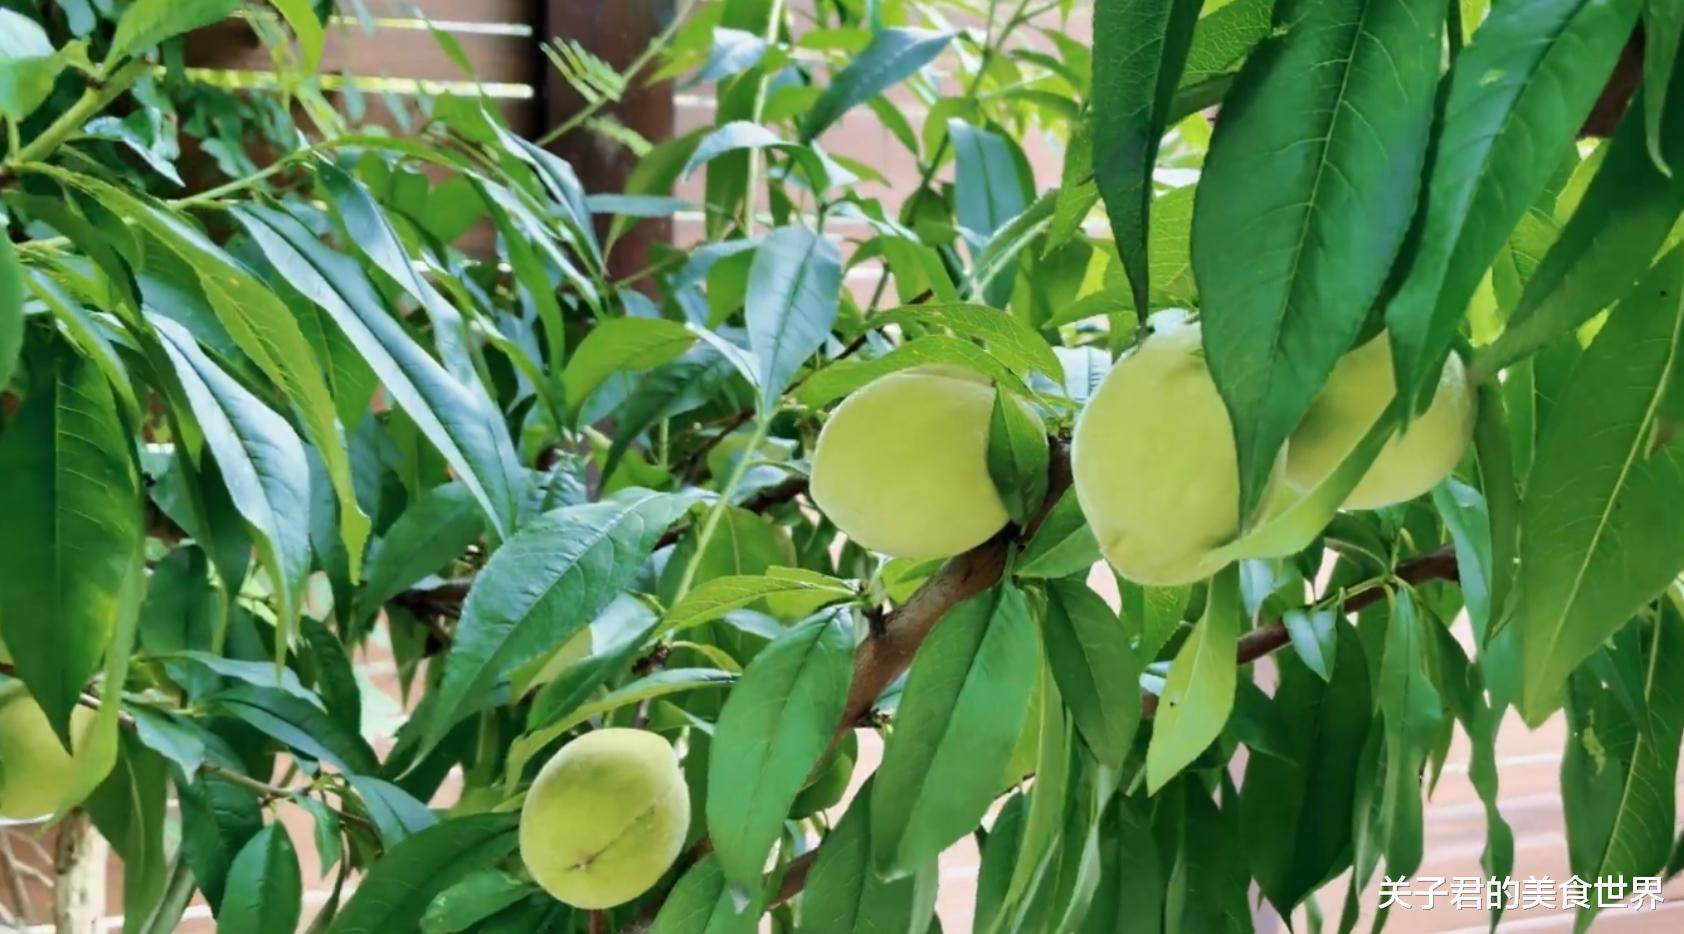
{"left": 541, "top": 0, "right": 678, "bottom": 283}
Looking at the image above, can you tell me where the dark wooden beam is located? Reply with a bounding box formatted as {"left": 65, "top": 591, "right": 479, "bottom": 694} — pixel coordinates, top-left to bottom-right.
{"left": 541, "top": 0, "right": 677, "bottom": 283}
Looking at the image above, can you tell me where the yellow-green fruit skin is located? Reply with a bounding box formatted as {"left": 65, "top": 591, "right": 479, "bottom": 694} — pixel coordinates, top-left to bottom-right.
{"left": 1284, "top": 334, "right": 1476, "bottom": 510}
{"left": 1071, "top": 318, "right": 1242, "bottom": 586}
{"left": 519, "top": 728, "right": 690, "bottom": 909}
{"left": 0, "top": 687, "right": 99, "bottom": 821}
{"left": 810, "top": 366, "right": 1011, "bottom": 560}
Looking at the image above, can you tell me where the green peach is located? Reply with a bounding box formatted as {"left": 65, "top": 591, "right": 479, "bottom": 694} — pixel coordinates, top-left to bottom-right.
{"left": 1285, "top": 333, "right": 1476, "bottom": 510}
{"left": 0, "top": 686, "right": 101, "bottom": 821}
{"left": 519, "top": 728, "right": 690, "bottom": 909}
{"left": 810, "top": 366, "right": 1013, "bottom": 560}
{"left": 1072, "top": 316, "right": 1248, "bottom": 585}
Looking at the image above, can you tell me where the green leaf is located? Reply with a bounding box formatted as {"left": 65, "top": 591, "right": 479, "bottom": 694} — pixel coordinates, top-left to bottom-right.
{"left": 0, "top": 10, "right": 63, "bottom": 122}
{"left": 1015, "top": 488, "right": 1102, "bottom": 579}
{"left": 974, "top": 793, "right": 1029, "bottom": 934}
{"left": 1092, "top": 0, "right": 1205, "bottom": 313}
{"left": 1241, "top": 622, "right": 1370, "bottom": 915}
{"left": 1083, "top": 794, "right": 1165, "bottom": 934}
{"left": 1433, "top": 478, "right": 1493, "bottom": 636}
{"left": 158, "top": 650, "right": 316, "bottom": 706}
{"left": 986, "top": 390, "right": 1049, "bottom": 525}
{"left": 296, "top": 797, "right": 343, "bottom": 878}
{"left": 509, "top": 669, "right": 735, "bottom": 787}
{"left": 231, "top": 203, "right": 520, "bottom": 541}
{"left": 1431, "top": 623, "right": 1515, "bottom": 924}
{"left": 1020, "top": 758, "right": 1110, "bottom": 934}
{"left": 1476, "top": 55, "right": 1684, "bottom": 379}
{"left": 177, "top": 767, "right": 261, "bottom": 911}
{"left": 420, "top": 488, "right": 698, "bottom": 756}
{"left": 329, "top": 814, "right": 520, "bottom": 934}
{"left": 420, "top": 870, "right": 536, "bottom": 934}
{"left": 1374, "top": 591, "right": 1439, "bottom": 877}
{"left": 562, "top": 317, "right": 697, "bottom": 417}
{"left": 1519, "top": 249, "right": 1684, "bottom": 722}
{"left": 0, "top": 339, "right": 142, "bottom": 740}
{"left": 217, "top": 824, "right": 302, "bottom": 934}
{"left": 127, "top": 704, "right": 206, "bottom": 778}
{"left": 648, "top": 855, "right": 760, "bottom": 934}
{"left": 872, "top": 584, "right": 1039, "bottom": 877}
{"left": 268, "top": 0, "right": 324, "bottom": 72}
{"left": 1165, "top": 784, "right": 1253, "bottom": 932}
{"left": 0, "top": 236, "right": 21, "bottom": 401}
{"left": 205, "top": 682, "right": 379, "bottom": 774}
{"left": 746, "top": 225, "right": 842, "bottom": 411}
{"left": 793, "top": 334, "right": 1033, "bottom": 409}
{"left": 697, "top": 27, "right": 768, "bottom": 83}
{"left": 950, "top": 119, "right": 1029, "bottom": 241}
{"left": 683, "top": 122, "right": 851, "bottom": 191}
{"left": 1044, "top": 579, "right": 1141, "bottom": 768}
{"left": 1212, "top": 398, "right": 1395, "bottom": 561}
{"left": 525, "top": 602, "right": 656, "bottom": 727}
{"left": 360, "top": 483, "right": 485, "bottom": 621}
{"left": 1383, "top": 0, "right": 1644, "bottom": 406}
{"left": 1193, "top": 0, "right": 1442, "bottom": 520}
{"left": 1181, "top": 0, "right": 1274, "bottom": 88}
{"left": 802, "top": 28, "right": 956, "bottom": 140}
{"left": 1280, "top": 607, "right": 1335, "bottom": 682}
{"left": 1563, "top": 606, "right": 1684, "bottom": 930}
{"left": 1146, "top": 564, "right": 1241, "bottom": 791}
{"left": 347, "top": 773, "right": 436, "bottom": 847}
{"left": 316, "top": 163, "right": 478, "bottom": 383}
{"left": 1644, "top": 1, "right": 1684, "bottom": 175}
{"left": 992, "top": 673, "right": 1073, "bottom": 932}
{"left": 801, "top": 779, "right": 939, "bottom": 934}
{"left": 1121, "top": 578, "right": 1192, "bottom": 665}
{"left": 110, "top": 0, "right": 237, "bottom": 58}
{"left": 1472, "top": 381, "right": 1521, "bottom": 643}
{"left": 870, "top": 303, "right": 1063, "bottom": 382}
{"left": 707, "top": 612, "right": 853, "bottom": 885}
{"left": 152, "top": 317, "right": 311, "bottom": 650}
{"left": 508, "top": 669, "right": 734, "bottom": 794}
{"left": 660, "top": 567, "right": 854, "bottom": 635}
{"left": 39, "top": 168, "right": 369, "bottom": 580}
{"left": 86, "top": 734, "right": 169, "bottom": 929}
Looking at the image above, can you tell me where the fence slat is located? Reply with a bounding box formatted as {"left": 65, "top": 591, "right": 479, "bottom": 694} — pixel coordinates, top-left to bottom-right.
{"left": 186, "top": 20, "right": 538, "bottom": 85}
{"left": 354, "top": 0, "right": 532, "bottom": 25}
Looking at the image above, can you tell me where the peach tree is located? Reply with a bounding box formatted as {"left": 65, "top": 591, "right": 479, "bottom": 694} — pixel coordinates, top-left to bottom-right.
{"left": 0, "top": 0, "right": 1680, "bottom": 931}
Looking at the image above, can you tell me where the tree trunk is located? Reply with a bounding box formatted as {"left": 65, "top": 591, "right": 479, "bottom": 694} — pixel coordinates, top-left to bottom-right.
{"left": 53, "top": 810, "right": 106, "bottom": 934}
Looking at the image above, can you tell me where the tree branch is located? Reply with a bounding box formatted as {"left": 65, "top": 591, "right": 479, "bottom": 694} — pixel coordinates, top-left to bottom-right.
{"left": 766, "top": 535, "right": 1458, "bottom": 909}
{"left": 1581, "top": 28, "right": 1644, "bottom": 138}
{"left": 1140, "top": 545, "right": 1459, "bottom": 717}
{"left": 830, "top": 442, "right": 1072, "bottom": 751}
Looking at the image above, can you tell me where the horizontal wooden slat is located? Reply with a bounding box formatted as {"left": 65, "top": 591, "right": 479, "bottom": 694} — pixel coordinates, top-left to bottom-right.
{"left": 186, "top": 19, "right": 539, "bottom": 84}
{"left": 354, "top": 0, "right": 532, "bottom": 25}
{"left": 314, "top": 89, "right": 540, "bottom": 138}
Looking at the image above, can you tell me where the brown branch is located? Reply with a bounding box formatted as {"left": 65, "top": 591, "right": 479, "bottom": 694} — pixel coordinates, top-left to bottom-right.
{"left": 654, "top": 476, "right": 809, "bottom": 550}
{"left": 771, "top": 849, "right": 818, "bottom": 907}
{"left": 831, "top": 442, "right": 1072, "bottom": 751}
{"left": 1139, "top": 545, "right": 1460, "bottom": 717}
{"left": 767, "top": 538, "right": 1459, "bottom": 910}
{"left": 1581, "top": 28, "right": 1644, "bottom": 138}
